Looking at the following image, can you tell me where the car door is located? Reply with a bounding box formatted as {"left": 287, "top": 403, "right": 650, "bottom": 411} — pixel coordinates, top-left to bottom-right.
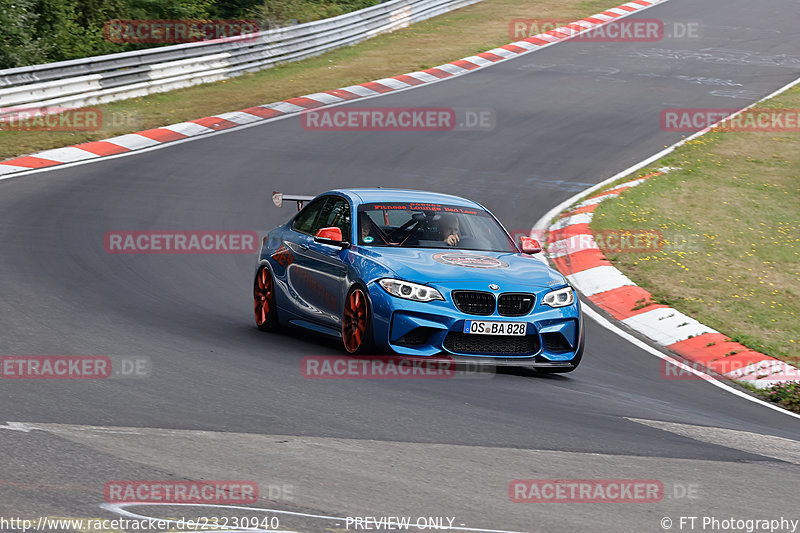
{"left": 286, "top": 195, "right": 351, "bottom": 327}
{"left": 279, "top": 197, "right": 326, "bottom": 319}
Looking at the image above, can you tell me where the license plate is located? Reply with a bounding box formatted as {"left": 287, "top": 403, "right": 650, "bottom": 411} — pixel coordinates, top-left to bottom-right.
{"left": 463, "top": 321, "right": 526, "bottom": 336}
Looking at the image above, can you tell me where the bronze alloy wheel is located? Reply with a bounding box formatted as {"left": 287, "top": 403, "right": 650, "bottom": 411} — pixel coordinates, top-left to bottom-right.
{"left": 342, "top": 287, "right": 371, "bottom": 353}
{"left": 254, "top": 266, "right": 279, "bottom": 331}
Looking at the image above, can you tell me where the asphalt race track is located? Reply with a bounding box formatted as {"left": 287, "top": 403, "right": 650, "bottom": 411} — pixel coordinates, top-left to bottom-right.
{"left": 1, "top": 0, "right": 800, "bottom": 531}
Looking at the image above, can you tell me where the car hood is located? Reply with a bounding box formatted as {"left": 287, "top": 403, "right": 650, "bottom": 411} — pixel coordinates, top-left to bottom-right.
{"left": 360, "top": 247, "right": 566, "bottom": 288}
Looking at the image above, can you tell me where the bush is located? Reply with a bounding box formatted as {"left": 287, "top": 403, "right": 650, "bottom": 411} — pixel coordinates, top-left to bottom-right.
{"left": 762, "top": 381, "right": 800, "bottom": 413}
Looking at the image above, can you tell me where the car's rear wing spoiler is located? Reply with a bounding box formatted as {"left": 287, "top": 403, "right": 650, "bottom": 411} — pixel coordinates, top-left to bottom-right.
{"left": 272, "top": 192, "right": 315, "bottom": 211}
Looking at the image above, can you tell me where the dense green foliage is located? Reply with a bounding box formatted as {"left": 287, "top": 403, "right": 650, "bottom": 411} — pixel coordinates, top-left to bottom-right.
{"left": 0, "top": 0, "right": 380, "bottom": 69}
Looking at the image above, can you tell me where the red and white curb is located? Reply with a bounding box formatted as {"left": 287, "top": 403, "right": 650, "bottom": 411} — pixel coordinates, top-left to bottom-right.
{"left": 546, "top": 172, "right": 800, "bottom": 389}
{"left": 0, "top": 0, "right": 668, "bottom": 177}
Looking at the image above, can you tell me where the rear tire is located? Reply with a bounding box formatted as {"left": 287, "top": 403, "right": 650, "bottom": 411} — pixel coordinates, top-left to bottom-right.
{"left": 342, "top": 286, "right": 374, "bottom": 354}
{"left": 254, "top": 266, "right": 280, "bottom": 332}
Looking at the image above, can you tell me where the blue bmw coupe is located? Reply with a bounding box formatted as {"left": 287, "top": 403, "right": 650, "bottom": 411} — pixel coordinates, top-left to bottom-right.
{"left": 254, "top": 188, "right": 583, "bottom": 372}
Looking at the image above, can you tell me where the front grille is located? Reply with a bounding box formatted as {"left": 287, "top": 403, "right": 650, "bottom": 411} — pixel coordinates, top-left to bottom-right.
{"left": 443, "top": 332, "right": 540, "bottom": 355}
{"left": 452, "top": 291, "right": 495, "bottom": 315}
{"left": 497, "top": 293, "right": 535, "bottom": 316}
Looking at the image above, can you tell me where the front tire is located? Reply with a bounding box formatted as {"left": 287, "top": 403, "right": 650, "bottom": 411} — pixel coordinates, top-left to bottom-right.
{"left": 342, "top": 286, "right": 374, "bottom": 354}
{"left": 254, "top": 266, "right": 280, "bottom": 332}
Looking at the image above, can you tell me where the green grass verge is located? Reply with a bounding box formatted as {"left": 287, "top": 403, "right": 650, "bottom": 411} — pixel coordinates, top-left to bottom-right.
{"left": 591, "top": 86, "right": 800, "bottom": 367}
{"left": 0, "top": 0, "right": 612, "bottom": 160}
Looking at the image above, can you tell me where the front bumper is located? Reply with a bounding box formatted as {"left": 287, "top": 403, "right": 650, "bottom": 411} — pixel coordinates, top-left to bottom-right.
{"left": 447, "top": 356, "right": 577, "bottom": 370}
{"left": 367, "top": 281, "right": 582, "bottom": 363}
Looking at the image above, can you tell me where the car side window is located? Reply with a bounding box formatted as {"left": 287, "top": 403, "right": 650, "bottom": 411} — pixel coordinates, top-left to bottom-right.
{"left": 291, "top": 198, "right": 327, "bottom": 235}
{"left": 315, "top": 197, "right": 352, "bottom": 242}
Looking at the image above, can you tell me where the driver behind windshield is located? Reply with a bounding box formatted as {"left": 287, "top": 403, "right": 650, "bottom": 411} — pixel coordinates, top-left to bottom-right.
{"left": 356, "top": 203, "right": 515, "bottom": 252}
{"left": 437, "top": 212, "right": 460, "bottom": 247}
{"left": 360, "top": 213, "right": 382, "bottom": 244}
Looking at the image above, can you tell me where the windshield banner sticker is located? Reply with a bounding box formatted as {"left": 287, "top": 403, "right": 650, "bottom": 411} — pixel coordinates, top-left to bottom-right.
{"left": 432, "top": 253, "right": 509, "bottom": 269}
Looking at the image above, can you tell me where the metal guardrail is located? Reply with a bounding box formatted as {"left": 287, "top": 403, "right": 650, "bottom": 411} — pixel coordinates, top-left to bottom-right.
{"left": 0, "top": 0, "right": 482, "bottom": 115}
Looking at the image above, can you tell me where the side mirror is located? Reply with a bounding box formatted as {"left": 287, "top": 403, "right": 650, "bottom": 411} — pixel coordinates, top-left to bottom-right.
{"left": 520, "top": 236, "right": 542, "bottom": 254}
{"left": 314, "top": 227, "right": 349, "bottom": 248}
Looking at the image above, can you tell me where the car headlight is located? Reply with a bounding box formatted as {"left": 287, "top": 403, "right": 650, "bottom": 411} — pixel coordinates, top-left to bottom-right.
{"left": 378, "top": 279, "right": 444, "bottom": 302}
{"left": 542, "top": 286, "right": 575, "bottom": 307}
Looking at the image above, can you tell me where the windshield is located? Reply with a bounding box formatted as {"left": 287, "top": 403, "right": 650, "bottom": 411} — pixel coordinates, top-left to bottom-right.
{"left": 357, "top": 202, "right": 517, "bottom": 252}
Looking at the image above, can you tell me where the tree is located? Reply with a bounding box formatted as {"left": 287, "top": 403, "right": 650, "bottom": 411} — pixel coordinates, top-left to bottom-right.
{"left": 207, "top": 0, "right": 263, "bottom": 19}
{"left": 0, "top": 0, "right": 48, "bottom": 69}
{"left": 126, "top": 0, "right": 214, "bottom": 19}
